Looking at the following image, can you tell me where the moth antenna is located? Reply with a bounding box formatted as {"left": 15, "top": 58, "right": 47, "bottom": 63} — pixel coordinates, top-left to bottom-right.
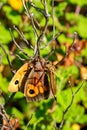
{"left": 55, "top": 32, "right": 78, "bottom": 66}
{"left": 0, "top": 43, "right": 15, "bottom": 74}
{"left": 9, "top": 28, "right": 31, "bottom": 59}
{"left": 13, "top": 25, "right": 34, "bottom": 50}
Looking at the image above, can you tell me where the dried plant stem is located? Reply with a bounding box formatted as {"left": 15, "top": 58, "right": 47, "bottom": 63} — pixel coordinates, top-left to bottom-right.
{"left": 30, "top": 2, "right": 46, "bottom": 16}
{"left": 9, "top": 28, "right": 31, "bottom": 58}
{"left": 22, "top": 0, "right": 38, "bottom": 38}
{"left": 35, "top": 0, "right": 50, "bottom": 57}
{"left": 13, "top": 25, "right": 34, "bottom": 49}
{"left": 57, "top": 80, "right": 85, "bottom": 130}
{"left": 0, "top": 105, "right": 13, "bottom": 130}
{"left": 41, "top": 31, "right": 62, "bottom": 49}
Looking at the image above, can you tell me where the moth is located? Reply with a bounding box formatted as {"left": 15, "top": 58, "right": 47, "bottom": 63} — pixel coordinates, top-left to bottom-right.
{"left": 8, "top": 57, "right": 56, "bottom": 102}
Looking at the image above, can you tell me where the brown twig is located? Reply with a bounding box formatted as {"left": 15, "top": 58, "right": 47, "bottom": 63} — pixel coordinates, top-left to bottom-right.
{"left": 41, "top": 31, "right": 62, "bottom": 49}
{"left": 35, "top": 0, "right": 50, "bottom": 57}
{"left": 22, "top": 0, "right": 38, "bottom": 38}
{"left": 57, "top": 80, "right": 85, "bottom": 130}
{"left": 9, "top": 28, "right": 31, "bottom": 58}
{"left": 0, "top": 105, "right": 13, "bottom": 130}
{"left": 30, "top": 2, "right": 47, "bottom": 17}
{"left": 13, "top": 25, "right": 34, "bottom": 50}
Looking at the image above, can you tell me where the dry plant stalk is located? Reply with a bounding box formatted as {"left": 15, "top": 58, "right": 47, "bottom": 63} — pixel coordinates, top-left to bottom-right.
{"left": 0, "top": 105, "right": 13, "bottom": 130}
{"left": 57, "top": 80, "right": 85, "bottom": 130}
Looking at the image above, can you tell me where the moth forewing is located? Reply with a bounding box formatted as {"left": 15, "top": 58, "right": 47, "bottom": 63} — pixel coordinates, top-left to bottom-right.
{"left": 8, "top": 62, "right": 29, "bottom": 92}
{"left": 19, "top": 63, "right": 33, "bottom": 93}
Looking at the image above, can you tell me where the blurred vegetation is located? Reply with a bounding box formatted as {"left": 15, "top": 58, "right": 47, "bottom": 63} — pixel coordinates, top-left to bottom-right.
{"left": 0, "top": 0, "right": 87, "bottom": 130}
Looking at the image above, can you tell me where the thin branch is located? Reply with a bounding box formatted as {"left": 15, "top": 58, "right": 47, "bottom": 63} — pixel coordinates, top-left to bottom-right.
{"left": 57, "top": 80, "right": 85, "bottom": 130}
{"left": 24, "top": 114, "right": 33, "bottom": 130}
{"left": 22, "top": 0, "right": 38, "bottom": 38}
{"left": 45, "top": 49, "right": 54, "bottom": 60}
{"left": 30, "top": 2, "right": 47, "bottom": 17}
{"left": 9, "top": 28, "right": 31, "bottom": 58}
{"left": 35, "top": 0, "right": 50, "bottom": 57}
{"left": 13, "top": 25, "right": 34, "bottom": 50}
{"left": 0, "top": 105, "right": 13, "bottom": 130}
{"left": 15, "top": 54, "right": 26, "bottom": 61}
{"left": 41, "top": 31, "right": 62, "bottom": 49}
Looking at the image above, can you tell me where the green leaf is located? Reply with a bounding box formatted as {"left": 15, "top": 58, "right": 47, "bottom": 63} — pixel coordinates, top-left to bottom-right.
{"left": 11, "top": 107, "right": 24, "bottom": 120}
{"left": 0, "top": 25, "right": 11, "bottom": 44}
{"left": 0, "top": 96, "right": 5, "bottom": 105}
{"left": 3, "top": 6, "right": 21, "bottom": 25}
{"left": 77, "top": 16, "right": 87, "bottom": 38}
{"left": 0, "top": 74, "right": 9, "bottom": 93}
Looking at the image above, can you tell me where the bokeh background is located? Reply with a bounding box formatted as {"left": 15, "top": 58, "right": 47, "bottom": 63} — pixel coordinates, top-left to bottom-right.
{"left": 0, "top": 0, "right": 87, "bottom": 130}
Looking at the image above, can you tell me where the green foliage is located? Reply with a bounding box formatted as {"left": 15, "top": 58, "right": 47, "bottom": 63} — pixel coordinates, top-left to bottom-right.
{"left": 0, "top": 0, "right": 87, "bottom": 130}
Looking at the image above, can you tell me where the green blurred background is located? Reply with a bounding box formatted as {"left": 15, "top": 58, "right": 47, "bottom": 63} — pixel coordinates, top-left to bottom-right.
{"left": 0, "top": 0, "right": 87, "bottom": 130}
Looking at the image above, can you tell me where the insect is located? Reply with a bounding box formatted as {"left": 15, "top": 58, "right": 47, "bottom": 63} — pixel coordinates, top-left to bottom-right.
{"left": 8, "top": 57, "right": 56, "bottom": 102}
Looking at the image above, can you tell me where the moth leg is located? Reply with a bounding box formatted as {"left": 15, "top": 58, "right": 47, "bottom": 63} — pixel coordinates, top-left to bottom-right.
{"left": 0, "top": 43, "right": 15, "bottom": 75}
